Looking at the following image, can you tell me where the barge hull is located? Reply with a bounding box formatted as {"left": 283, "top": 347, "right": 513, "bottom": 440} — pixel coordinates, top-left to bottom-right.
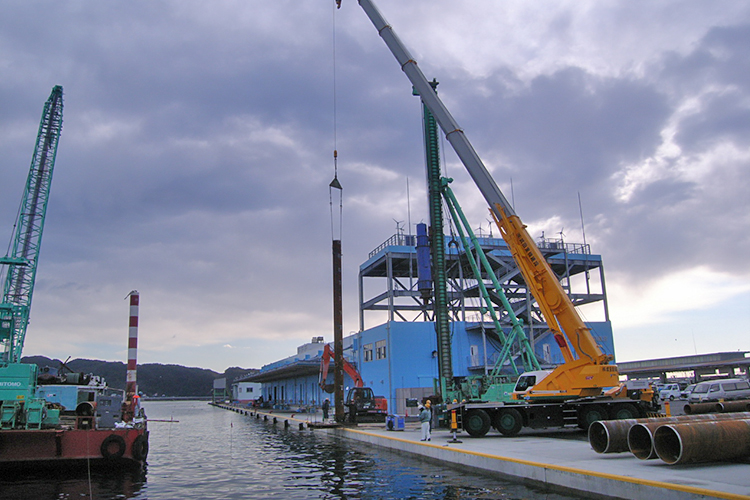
{"left": 0, "top": 428, "right": 148, "bottom": 470}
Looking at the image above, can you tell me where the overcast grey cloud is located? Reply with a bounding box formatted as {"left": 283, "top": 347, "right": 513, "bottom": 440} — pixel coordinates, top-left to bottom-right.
{"left": 1, "top": 1, "right": 748, "bottom": 371}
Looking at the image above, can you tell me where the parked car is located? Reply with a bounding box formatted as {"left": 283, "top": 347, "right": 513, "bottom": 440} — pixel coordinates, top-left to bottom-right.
{"left": 687, "top": 378, "right": 750, "bottom": 403}
{"left": 659, "top": 383, "right": 682, "bottom": 400}
{"left": 680, "top": 384, "right": 697, "bottom": 400}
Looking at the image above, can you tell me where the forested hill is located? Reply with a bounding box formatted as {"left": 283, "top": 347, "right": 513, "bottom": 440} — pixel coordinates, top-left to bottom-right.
{"left": 21, "top": 356, "right": 255, "bottom": 398}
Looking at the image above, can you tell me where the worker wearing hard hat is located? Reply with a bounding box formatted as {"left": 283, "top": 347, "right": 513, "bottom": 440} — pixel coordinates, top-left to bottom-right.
{"left": 419, "top": 400, "right": 431, "bottom": 441}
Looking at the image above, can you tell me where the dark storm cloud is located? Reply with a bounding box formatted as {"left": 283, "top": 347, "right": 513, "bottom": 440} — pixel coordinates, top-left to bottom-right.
{"left": 447, "top": 67, "right": 671, "bottom": 221}
{"left": 1, "top": 1, "right": 748, "bottom": 368}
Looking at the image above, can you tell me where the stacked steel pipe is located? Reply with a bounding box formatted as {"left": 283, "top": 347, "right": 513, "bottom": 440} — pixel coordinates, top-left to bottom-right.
{"left": 684, "top": 400, "right": 750, "bottom": 414}
{"left": 654, "top": 419, "right": 750, "bottom": 464}
{"left": 589, "top": 410, "right": 750, "bottom": 464}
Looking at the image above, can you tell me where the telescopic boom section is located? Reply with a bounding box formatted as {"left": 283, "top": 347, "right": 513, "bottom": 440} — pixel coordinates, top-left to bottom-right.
{"left": 0, "top": 86, "right": 63, "bottom": 364}
{"left": 350, "top": 1, "right": 612, "bottom": 374}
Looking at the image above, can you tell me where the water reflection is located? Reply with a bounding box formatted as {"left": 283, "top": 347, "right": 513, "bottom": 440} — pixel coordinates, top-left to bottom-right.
{"left": 0, "top": 402, "right": 583, "bottom": 500}
{"left": 0, "top": 467, "right": 145, "bottom": 500}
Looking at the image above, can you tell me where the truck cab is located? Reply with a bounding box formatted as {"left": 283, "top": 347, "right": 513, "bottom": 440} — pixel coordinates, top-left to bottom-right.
{"left": 513, "top": 370, "right": 552, "bottom": 394}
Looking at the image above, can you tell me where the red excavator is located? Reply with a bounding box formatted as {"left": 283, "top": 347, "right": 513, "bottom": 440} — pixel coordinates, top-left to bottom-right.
{"left": 318, "top": 343, "right": 387, "bottom": 422}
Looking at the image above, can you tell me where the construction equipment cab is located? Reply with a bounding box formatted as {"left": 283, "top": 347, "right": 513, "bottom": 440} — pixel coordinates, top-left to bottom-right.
{"left": 318, "top": 344, "right": 388, "bottom": 422}
{"left": 344, "top": 387, "right": 387, "bottom": 423}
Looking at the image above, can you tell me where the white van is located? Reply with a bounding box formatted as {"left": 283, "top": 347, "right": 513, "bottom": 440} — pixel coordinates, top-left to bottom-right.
{"left": 688, "top": 378, "right": 750, "bottom": 403}
{"left": 659, "top": 383, "right": 681, "bottom": 400}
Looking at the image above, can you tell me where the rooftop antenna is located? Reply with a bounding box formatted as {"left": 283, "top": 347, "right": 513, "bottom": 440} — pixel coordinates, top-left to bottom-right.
{"left": 578, "top": 192, "right": 591, "bottom": 293}
{"left": 577, "top": 192, "right": 588, "bottom": 249}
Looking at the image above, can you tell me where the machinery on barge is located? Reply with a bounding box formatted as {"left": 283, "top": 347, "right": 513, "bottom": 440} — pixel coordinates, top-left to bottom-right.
{"left": 0, "top": 86, "right": 148, "bottom": 468}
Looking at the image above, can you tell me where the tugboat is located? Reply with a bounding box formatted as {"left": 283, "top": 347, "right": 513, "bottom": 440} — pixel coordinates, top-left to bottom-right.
{"left": 0, "top": 87, "right": 148, "bottom": 470}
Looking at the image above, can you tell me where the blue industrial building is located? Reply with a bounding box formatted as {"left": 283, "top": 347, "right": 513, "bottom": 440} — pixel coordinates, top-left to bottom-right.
{"left": 244, "top": 231, "right": 614, "bottom": 415}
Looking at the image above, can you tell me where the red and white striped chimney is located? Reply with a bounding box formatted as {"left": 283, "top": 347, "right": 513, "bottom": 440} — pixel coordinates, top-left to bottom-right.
{"left": 125, "top": 290, "right": 139, "bottom": 417}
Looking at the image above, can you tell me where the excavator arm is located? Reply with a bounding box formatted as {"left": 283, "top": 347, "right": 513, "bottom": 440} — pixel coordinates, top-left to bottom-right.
{"left": 319, "top": 343, "right": 364, "bottom": 393}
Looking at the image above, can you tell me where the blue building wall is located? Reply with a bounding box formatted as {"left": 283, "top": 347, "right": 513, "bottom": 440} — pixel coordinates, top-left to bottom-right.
{"left": 350, "top": 320, "right": 615, "bottom": 413}
{"left": 352, "top": 322, "right": 439, "bottom": 402}
{"left": 255, "top": 319, "right": 615, "bottom": 414}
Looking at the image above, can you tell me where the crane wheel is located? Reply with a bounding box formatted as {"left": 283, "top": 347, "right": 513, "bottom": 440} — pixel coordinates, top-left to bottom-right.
{"left": 577, "top": 405, "right": 607, "bottom": 430}
{"left": 608, "top": 403, "right": 639, "bottom": 420}
{"left": 493, "top": 408, "right": 523, "bottom": 436}
{"left": 464, "top": 409, "right": 491, "bottom": 437}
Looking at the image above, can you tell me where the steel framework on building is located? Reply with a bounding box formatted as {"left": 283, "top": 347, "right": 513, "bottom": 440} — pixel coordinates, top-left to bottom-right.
{"left": 358, "top": 232, "right": 610, "bottom": 355}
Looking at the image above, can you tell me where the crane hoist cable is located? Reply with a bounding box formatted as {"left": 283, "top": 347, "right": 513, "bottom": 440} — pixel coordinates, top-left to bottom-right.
{"left": 329, "top": 0, "right": 343, "bottom": 241}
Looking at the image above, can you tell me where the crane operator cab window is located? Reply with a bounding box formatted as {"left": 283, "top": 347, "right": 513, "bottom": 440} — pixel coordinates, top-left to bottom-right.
{"left": 515, "top": 374, "right": 537, "bottom": 392}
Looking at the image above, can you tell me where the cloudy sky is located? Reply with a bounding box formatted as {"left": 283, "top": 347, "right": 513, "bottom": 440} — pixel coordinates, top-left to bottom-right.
{"left": 1, "top": 1, "right": 748, "bottom": 373}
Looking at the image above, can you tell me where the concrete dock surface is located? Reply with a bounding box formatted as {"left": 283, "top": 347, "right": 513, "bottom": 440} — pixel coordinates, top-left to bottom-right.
{"left": 216, "top": 404, "right": 750, "bottom": 500}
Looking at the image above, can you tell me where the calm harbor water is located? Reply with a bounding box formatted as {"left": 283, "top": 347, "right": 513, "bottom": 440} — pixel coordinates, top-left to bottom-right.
{"left": 0, "top": 401, "right": 586, "bottom": 499}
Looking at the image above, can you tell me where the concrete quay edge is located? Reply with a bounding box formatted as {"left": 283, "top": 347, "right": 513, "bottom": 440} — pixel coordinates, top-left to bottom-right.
{"left": 212, "top": 405, "right": 750, "bottom": 500}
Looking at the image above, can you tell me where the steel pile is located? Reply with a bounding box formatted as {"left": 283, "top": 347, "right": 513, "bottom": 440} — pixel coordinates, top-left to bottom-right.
{"left": 654, "top": 418, "right": 750, "bottom": 465}
{"left": 683, "top": 399, "right": 750, "bottom": 415}
{"left": 588, "top": 411, "right": 750, "bottom": 464}
{"left": 588, "top": 412, "right": 750, "bottom": 454}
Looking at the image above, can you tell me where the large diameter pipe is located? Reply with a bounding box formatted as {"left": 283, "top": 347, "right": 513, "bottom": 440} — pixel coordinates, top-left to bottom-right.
{"left": 588, "top": 411, "right": 750, "bottom": 454}
{"left": 628, "top": 422, "right": 665, "bottom": 459}
{"left": 719, "top": 400, "right": 750, "bottom": 413}
{"left": 683, "top": 402, "right": 723, "bottom": 415}
{"left": 589, "top": 419, "right": 639, "bottom": 454}
{"left": 654, "top": 418, "right": 750, "bottom": 465}
{"left": 628, "top": 412, "right": 750, "bottom": 460}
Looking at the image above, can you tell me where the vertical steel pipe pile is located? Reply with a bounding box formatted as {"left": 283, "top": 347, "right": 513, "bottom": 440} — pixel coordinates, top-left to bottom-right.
{"left": 589, "top": 411, "right": 750, "bottom": 454}
{"left": 654, "top": 418, "right": 750, "bottom": 465}
{"left": 332, "top": 240, "right": 344, "bottom": 423}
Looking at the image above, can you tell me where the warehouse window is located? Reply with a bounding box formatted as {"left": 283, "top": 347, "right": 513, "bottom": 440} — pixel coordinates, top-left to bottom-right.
{"left": 364, "top": 343, "right": 373, "bottom": 362}
{"left": 375, "top": 340, "right": 387, "bottom": 360}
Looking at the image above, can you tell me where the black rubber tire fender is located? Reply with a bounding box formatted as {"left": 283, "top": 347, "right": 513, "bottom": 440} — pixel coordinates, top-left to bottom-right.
{"left": 100, "top": 434, "right": 126, "bottom": 460}
{"left": 131, "top": 434, "right": 149, "bottom": 461}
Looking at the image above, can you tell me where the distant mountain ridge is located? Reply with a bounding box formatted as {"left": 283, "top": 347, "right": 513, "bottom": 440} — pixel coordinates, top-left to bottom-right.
{"left": 21, "top": 356, "right": 256, "bottom": 398}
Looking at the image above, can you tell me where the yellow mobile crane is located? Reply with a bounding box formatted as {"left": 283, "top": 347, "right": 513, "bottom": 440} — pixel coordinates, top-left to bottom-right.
{"left": 342, "top": 0, "right": 657, "bottom": 436}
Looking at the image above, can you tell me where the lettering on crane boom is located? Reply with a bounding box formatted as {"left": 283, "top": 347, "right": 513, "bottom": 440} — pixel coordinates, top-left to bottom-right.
{"left": 519, "top": 236, "right": 540, "bottom": 267}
